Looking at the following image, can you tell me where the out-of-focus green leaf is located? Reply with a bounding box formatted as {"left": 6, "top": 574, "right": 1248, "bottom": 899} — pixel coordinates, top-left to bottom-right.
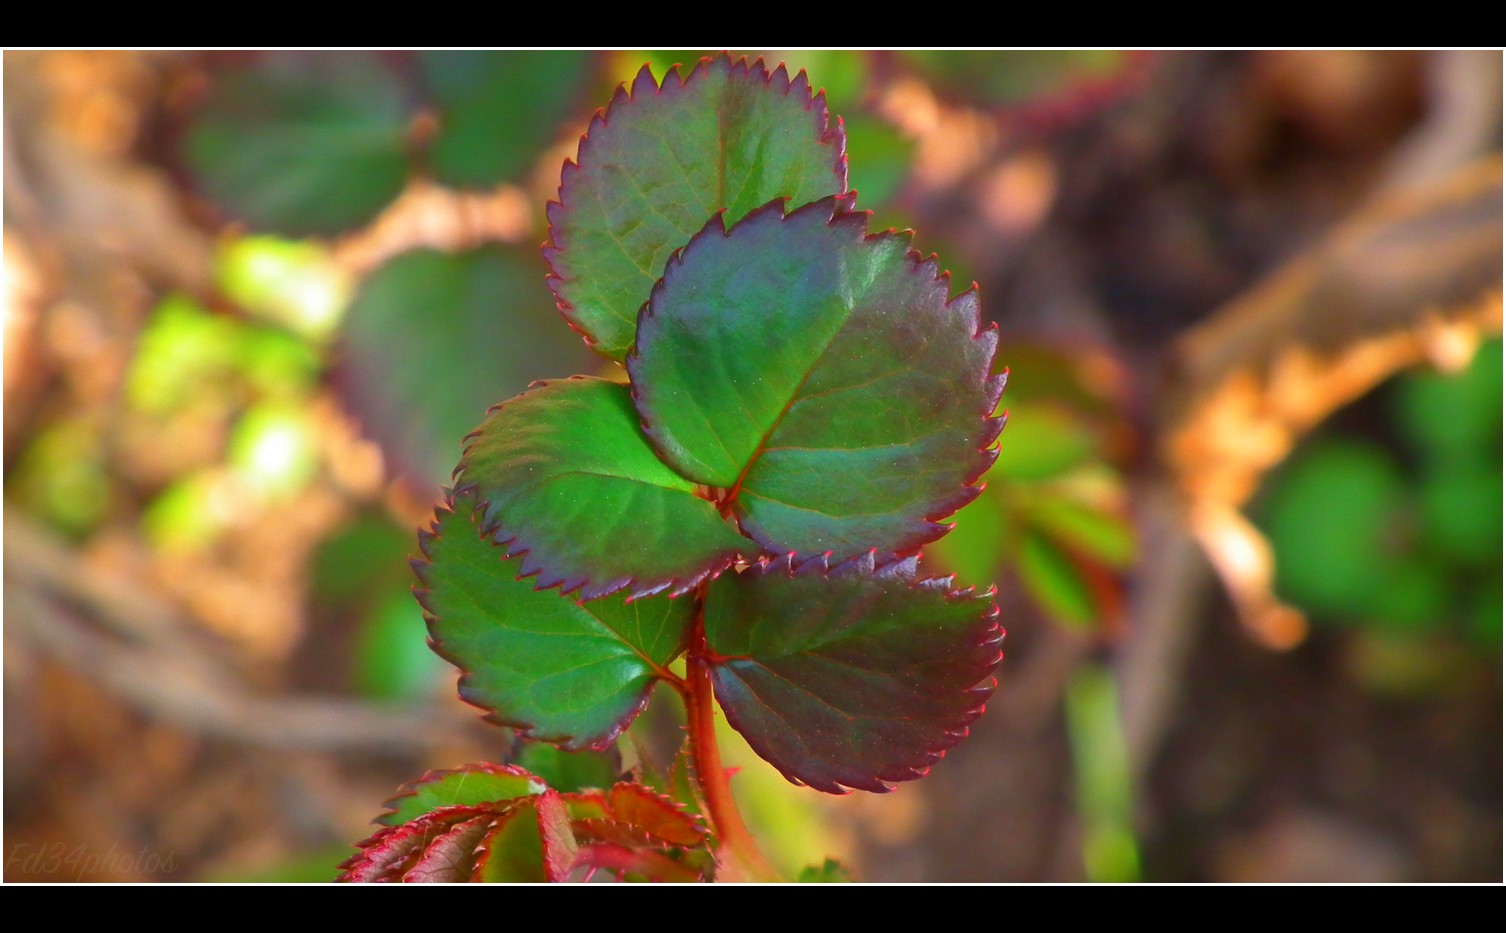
{"left": 1467, "top": 581, "right": 1502, "bottom": 650}
{"left": 546, "top": 52, "right": 848, "bottom": 360}
{"left": 842, "top": 114, "right": 914, "bottom": 207}
{"left": 926, "top": 486, "right": 1014, "bottom": 589}
{"left": 992, "top": 402, "right": 1097, "bottom": 481}
{"left": 900, "top": 49, "right": 1133, "bottom": 109}
{"left": 797, "top": 858, "right": 853, "bottom": 882}
{"left": 184, "top": 52, "right": 414, "bottom": 237}
{"left": 420, "top": 50, "right": 594, "bottom": 189}
{"left": 1026, "top": 496, "right": 1136, "bottom": 569}
{"left": 354, "top": 589, "right": 445, "bottom": 701}
{"left": 1017, "top": 530, "right": 1099, "bottom": 629}
{"left": 1420, "top": 462, "right": 1503, "bottom": 566}
{"left": 514, "top": 742, "right": 623, "bottom": 794}
{"left": 226, "top": 403, "right": 317, "bottom": 499}
{"left": 1263, "top": 439, "right": 1411, "bottom": 618}
{"left": 6, "top": 416, "right": 111, "bottom": 539}
{"left": 216, "top": 236, "right": 350, "bottom": 339}
{"left": 1064, "top": 663, "right": 1140, "bottom": 883}
{"left": 630, "top": 197, "right": 1003, "bottom": 561}
{"left": 338, "top": 244, "right": 592, "bottom": 487}
{"left": 1393, "top": 340, "right": 1502, "bottom": 463}
{"left": 309, "top": 514, "right": 413, "bottom": 606}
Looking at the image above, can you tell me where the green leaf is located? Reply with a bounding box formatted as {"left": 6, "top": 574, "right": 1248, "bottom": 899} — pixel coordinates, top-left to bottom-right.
{"left": 630, "top": 197, "right": 1004, "bottom": 561}
{"left": 378, "top": 763, "right": 543, "bottom": 827}
{"left": 453, "top": 377, "right": 749, "bottom": 598}
{"left": 473, "top": 793, "right": 578, "bottom": 882}
{"left": 1262, "top": 439, "right": 1411, "bottom": 618}
{"left": 418, "top": 495, "right": 698, "bottom": 748}
{"left": 514, "top": 741, "right": 623, "bottom": 794}
{"left": 900, "top": 49, "right": 1138, "bottom": 110}
{"left": 184, "top": 52, "right": 413, "bottom": 237}
{"left": 797, "top": 858, "right": 853, "bottom": 882}
{"left": 338, "top": 245, "right": 593, "bottom": 486}
{"left": 545, "top": 53, "right": 848, "bottom": 361}
{"left": 992, "top": 402, "right": 1097, "bottom": 481}
{"left": 1393, "top": 339, "right": 1502, "bottom": 463}
{"left": 1017, "top": 530, "right": 1100, "bottom": 628}
{"left": 1026, "top": 496, "right": 1136, "bottom": 570}
{"left": 420, "top": 50, "right": 595, "bottom": 189}
{"left": 703, "top": 553, "right": 1001, "bottom": 793}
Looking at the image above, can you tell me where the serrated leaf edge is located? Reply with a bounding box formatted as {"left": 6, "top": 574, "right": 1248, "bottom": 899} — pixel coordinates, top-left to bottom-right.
{"left": 712, "top": 550, "right": 1004, "bottom": 794}
{"left": 448, "top": 376, "right": 745, "bottom": 602}
{"left": 626, "top": 194, "right": 1006, "bottom": 563}
{"left": 412, "top": 496, "right": 674, "bottom": 751}
{"left": 375, "top": 761, "right": 544, "bottom": 827}
{"left": 544, "top": 52, "right": 849, "bottom": 359}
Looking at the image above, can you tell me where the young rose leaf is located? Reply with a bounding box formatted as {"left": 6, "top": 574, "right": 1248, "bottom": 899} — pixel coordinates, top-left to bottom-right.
{"left": 453, "top": 377, "right": 749, "bottom": 598}
{"left": 630, "top": 197, "right": 1004, "bottom": 562}
{"left": 703, "top": 554, "right": 1002, "bottom": 793}
{"left": 473, "top": 792, "right": 578, "bottom": 883}
{"left": 420, "top": 50, "right": 595, "bottom": 189}
{"left": 340, "top": 805, "right": 492, "bottom": 882}
{"left": 419, "top": 495, "right": 699, "bottom": 748}
{"left": 338, "top": 245, "right": 592, "bottom": 487}
{"left": 183, "top": 52, "right": 414, "bottom": 237}
{"left": 546, "top": 53, "right": 848, "bottom": 361}
{"left": 401, "top": 815, "right": 495, "bottom": 883}
{"left": 378, "top": 762, "right": 543, "bottom": 827}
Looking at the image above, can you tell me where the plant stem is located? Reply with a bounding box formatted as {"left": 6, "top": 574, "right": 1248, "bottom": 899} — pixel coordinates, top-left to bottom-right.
{"left": 684, "top": 597, "right": 781, "bottom": 882}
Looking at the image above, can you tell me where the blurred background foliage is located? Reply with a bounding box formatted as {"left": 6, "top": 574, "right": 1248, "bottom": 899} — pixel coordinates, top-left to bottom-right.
{"left": 3, "top": 49, "right": 1500, "bottom": 883}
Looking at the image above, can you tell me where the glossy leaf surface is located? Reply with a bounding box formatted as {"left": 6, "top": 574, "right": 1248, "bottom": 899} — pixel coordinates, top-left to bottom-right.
{"left": 546, "top": 53, "right": 848, "bottom": 360}
{"left": 630, "top": 197, "right": 1003, "bottom": 561}
{"left": 703, "top": 554, "right": 1002, "bottom": 793}
{"left": 418, "top": 496, "right": 696, "bottom": 748}
{"left": 378, "top": 763, "right": 543, "bottom": 827}
{"left": 184, "top": 52, "right": 412, "bottom": 237}
{"left": 453, "top": 377, "right": 748, "bottom": 598}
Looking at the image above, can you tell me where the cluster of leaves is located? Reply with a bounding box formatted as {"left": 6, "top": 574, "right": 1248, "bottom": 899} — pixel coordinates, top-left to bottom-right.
{"left": 341, "top": 53, "right": 1008, "bottom": 881}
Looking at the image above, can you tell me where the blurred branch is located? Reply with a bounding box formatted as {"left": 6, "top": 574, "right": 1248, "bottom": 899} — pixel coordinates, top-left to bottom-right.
{"left": 1162, "top": 156, "right": 1502, "bottom": 648}
{"left": 4, "top": 506, "right": 470, "bottom": 755}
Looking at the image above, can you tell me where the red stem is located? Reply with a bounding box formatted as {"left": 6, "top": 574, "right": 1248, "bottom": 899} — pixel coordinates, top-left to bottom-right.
{"left": 684, "top": 591, "right": 780, "bottom": 882}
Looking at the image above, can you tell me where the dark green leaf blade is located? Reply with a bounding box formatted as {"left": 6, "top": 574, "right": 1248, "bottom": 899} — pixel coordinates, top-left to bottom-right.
{"left": 184, "top": 52, "right": 413, "bottom": 237}
{"left": 629, "top": 197, "right": 1004, "bottom": 561}
{"left": 545, "top": 54, "right": 848, "bottom": 361}
{"left": 418, "top": 495, "right": 698, "bottom": 749}
{"left": 514, "top": 741, "right": 623, "bottom": 794}
{"left": 453, "top": 377, "right": 749, "bottom": 598}
{"left": 420, "top": 50, "right": 595, "bottom": 189}
{"left": 704, "top": 553, "right": 1002, "bottom": 793}
{"left": 338, "top": 245, "right": 593, "bottom": 487}
{"left": 378, "top": 762, "right": 544, "bottom": 827}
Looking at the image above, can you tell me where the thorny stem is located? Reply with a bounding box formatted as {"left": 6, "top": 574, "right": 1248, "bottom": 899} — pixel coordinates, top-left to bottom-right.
{"left": 684, "top": 586, "right": 781, "bottom": 882}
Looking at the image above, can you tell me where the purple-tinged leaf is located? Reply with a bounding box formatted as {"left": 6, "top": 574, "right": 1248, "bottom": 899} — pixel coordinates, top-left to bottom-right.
{"left": 630, "top": 196, "right": 1004, "bottom": 562}
{"left": 704, "top": 553, "right": 1002, "bottom": 793}
{"left": 417, "top": 494, "right": 696, "bottom": 749}
{"left": 546, "top": 53, "right": 848, "bottom": 361}
{"left": 452, "top": 377, "right": 749, "bottom": 599}
{"left": 378, "top": 762, "right": 543, "bottom": 827}
{"left": 401, "top": 815, "right": 493, "bottom": 882}
{"left": 339, "top": 805, "right": 491, "bottom": 882}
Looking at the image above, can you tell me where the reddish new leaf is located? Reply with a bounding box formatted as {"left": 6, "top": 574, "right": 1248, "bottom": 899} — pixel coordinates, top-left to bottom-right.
{"left": 340, "top": 805, "right": 492, "bottom": 882}
{"left": 703, "top": 553, "right": 1002, "bottom": 793}
{"left": 629, "top": 196, "right": 1004, "bottom": 562}
{"left": 545, "top": 53, "right": 848, "bottom": 361}
{"left": 401, "top": 815, "right": 494, "bottom": 882}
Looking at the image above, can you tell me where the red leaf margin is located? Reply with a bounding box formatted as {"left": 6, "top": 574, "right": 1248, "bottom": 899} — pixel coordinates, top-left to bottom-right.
{"left": 710, "top": 550, "right": 1005, "bottom": 794}
{"left": 625, "top": 193, "right": 1008, "bottom": 562}
{"left": 543, "top": 52, "right": 850, "bottom": 359}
